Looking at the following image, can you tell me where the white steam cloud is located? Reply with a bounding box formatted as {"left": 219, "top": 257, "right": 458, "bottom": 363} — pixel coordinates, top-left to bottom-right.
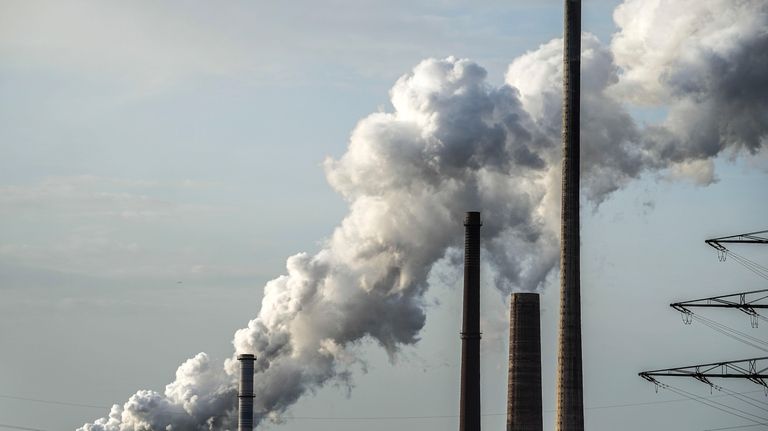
{"left": 79, "top": 0, "right": 768, "bottom": 429}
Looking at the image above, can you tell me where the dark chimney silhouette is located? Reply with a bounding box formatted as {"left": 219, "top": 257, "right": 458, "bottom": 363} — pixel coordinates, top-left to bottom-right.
{"left": 507, "top": 292, "right": 543, "bottom": 431}
{"left": 557, "top": 0, "right": 585, "bottom": 430}
{"left": 238, "top": 354, "right": 255, "bottom": 431}
{"left": 460, "top": 211, "right": 482, "bottom": 431}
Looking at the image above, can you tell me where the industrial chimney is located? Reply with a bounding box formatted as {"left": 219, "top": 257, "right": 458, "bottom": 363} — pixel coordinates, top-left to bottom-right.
{"left": 238, "top": 353, "right": 255, "bottom": 431}
{"left": 557, "top": 0, "right": 585, "bottom": 430}
{"left": 460, "top": 211, "right": 482, "bottom": 431}
{"left": 507, "top": 293, "right": 542, "bottom": 431}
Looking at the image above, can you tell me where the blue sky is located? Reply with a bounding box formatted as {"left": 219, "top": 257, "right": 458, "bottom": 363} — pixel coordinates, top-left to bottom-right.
{"left": 1, "top": 1, "right": 767, "bottom": 430}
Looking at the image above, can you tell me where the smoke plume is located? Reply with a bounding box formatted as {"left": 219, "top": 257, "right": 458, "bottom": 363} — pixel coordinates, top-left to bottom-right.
{"left": 79, "top": 0, "right": 767, "bottom": 429}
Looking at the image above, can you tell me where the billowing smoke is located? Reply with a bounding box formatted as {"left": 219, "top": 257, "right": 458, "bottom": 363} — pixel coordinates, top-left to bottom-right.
{"left": 611, "top": 0, "right": 768, "bottom": 179}
{"left": 79, "top": 0, "right": 767, "bottom": 429}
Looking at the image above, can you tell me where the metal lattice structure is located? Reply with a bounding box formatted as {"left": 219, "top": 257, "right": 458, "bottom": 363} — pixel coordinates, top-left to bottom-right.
{"left": 706, "top": 230, "right": 768, "bottom": 249}
{"left": 640, "top": 357, "right": 768, "bottom": 388}
{"left": 638, "top": 230, "right": 768, "bottom": 396}
{"left": 671, "top": 289, "right": 768, "bottom": 326}
{"left": 706, "top": 230, "right": 768, "bottom": 261}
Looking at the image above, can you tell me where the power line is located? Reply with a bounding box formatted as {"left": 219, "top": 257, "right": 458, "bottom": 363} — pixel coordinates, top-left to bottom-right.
{"left": 727, "top": 251, "right": 768, "bottom": 281}
{"left": 0, "top": 424, "right": 46, "bottom": 431}
{"left": 0, "top": 394, "right": 108, "bottom": 410}
{"left": 716, "top": 387, "right": 768, "bottom": 413}
{"left": 0, "top": 392, "right": 710, "bottom": 417}
{"left": 691, "top": 314, "right": 768, "bottom": 352}
{"left": 705, "top": 423, "right": 768, "bottom": 431}
{"left": 697, "top": 385, "right": 768, "bottom": 430}
{"left": 2, "top": 389, "right": 766, "bottom": 425}
{"left": 287, "top": 414, "right": 458, "bottom": 421}
{"left": 662, "top": 383, "right": 768, "bottom": 427}
{"left": 284, "top": 390, "right": 768, "bottom": 420}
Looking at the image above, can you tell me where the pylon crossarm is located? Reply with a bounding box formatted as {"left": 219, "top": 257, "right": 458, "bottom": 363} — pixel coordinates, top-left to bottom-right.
{"left": 705, "top": 230, "right": 768, "bottom": 249}
{"left": 640, "top": 357, "right": 768, "bottom": 388}
{"left": 670, "top": 289, "right": 768, "bottom": 313}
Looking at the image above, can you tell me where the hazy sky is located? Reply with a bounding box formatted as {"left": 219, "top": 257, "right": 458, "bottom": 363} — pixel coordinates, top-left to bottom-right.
{"left": 1, "top": 1, "right": 767, "bottom": 430}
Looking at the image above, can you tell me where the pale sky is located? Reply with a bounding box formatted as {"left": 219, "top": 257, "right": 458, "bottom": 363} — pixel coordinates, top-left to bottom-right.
{"left": 1, "top": 1, "right": 767, "bottom": 430}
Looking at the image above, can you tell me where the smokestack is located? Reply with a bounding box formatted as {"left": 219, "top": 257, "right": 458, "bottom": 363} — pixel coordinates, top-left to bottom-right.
{"left": 557, "top": 0, "right": 584, "bottom": 430}
{"left": 460, "top": 211, "right": 482, "bottom": 431}
{"left": 238, "top": 354, "right": 255, "bottom": 431}
{"left": 507, "top": 293, "right": 542, "bottom": 431}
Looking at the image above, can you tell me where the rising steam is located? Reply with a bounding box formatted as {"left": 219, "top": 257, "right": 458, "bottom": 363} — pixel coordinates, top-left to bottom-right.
{"left": 79, "top": 0, "right": 768, "bottom": 429}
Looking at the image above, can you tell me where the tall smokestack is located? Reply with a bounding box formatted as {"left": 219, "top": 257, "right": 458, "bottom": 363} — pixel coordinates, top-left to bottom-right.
{"left": 507, "top": 293, "right": 542, "bottom": 431}
{"left": 557, "top": 0, "right": 584, "bottom": 430}
{"left": 238, "top": 354, "right": 255, "bottom": 431}
{"left": 460, "top": 211, "right": 482, "bottom": 431}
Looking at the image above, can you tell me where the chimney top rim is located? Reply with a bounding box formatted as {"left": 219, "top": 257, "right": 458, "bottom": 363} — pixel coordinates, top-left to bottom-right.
{"left": 464, "top": 211, "right": 482, "bottom": 226}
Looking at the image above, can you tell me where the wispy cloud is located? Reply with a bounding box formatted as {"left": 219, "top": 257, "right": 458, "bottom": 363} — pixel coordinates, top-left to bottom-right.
{"left": 0, "top": 175, "right": 241, "bottom": 278}
{"left": 0, "top": 0, "right": 555, "bottom": 93}
{"left": 0, "top": 1, "right": 249, "bottom": 90}
{"left": 0, "top": 175, "right": 224, "bottom": 219}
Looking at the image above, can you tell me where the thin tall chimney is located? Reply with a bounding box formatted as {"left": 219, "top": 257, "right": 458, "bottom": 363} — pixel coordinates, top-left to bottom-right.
{"left": 460, "top": 211, "right": 482, "bottom": 431}
{"left": 238, "top": 354, "right": 255, "bottom": 431}
{"left": 557, "top": 0, "right": 585, "bottom": 430}
{"left": 507, "top": 293, "right": 542, "bottom": 431}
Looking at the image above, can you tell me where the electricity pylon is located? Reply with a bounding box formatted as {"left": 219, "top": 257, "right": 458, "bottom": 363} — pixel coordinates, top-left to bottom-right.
{"left": 671, "top": 289, "right": 768, "bottom": 327}
{"left": 706, "top": 230, "right": 768, "bottom": 261}
{"left": 640, "top": 357, "right": 768, "bottom": 388}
